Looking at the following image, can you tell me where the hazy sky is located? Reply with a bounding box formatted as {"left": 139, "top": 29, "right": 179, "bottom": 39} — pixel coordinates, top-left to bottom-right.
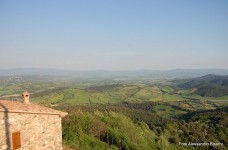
{"left": 0, "top": 0, "right": 228, "bottom": 70}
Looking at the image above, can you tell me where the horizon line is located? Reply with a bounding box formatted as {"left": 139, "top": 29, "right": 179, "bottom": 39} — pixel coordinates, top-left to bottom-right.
{"left": 1, "top": 67, "right": 228, "bottom": 72}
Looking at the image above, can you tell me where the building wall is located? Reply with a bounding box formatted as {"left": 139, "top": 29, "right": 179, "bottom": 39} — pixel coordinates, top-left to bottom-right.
{"left": 0, "top": 112, "right": 62, "bottom": 150}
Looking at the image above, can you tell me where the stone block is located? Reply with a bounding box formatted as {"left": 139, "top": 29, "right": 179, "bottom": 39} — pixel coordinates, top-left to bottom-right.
{"left": 1, "top": 145, "right": 7, "bottom": 150}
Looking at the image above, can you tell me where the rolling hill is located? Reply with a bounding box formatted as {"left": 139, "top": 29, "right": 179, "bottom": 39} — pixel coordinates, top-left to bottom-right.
{"left": 178, "top": 74, "right": 228, "bottom": 97}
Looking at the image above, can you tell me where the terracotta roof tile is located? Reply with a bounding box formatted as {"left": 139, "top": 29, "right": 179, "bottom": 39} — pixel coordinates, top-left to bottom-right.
{"left": 0, "top": 100, "right": 67, "bottom": 117}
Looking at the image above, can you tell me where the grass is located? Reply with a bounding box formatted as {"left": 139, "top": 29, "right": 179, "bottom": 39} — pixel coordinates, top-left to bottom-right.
{"left": 161, "top": 86, "right": 175, "bottom": 94}
{"left": 108, "top": 85, "right": 140, "bottom": 100}
{"left": 133, "top": 87, "right": 162, "bottom": 101}
{"left": 179, "top": 89, "right": 192, "bottom": 95}
{"left": 181, "top": 93, "right": 228, "bottom": 101}
{"left": 162, "top": 94, "right": 184, "bottom": 101}
{"left": 152, "top": 104, "right": 186, "bottom": 117}
{"left": 31, "top": 83, "right": 228, "bottom": 105}
{"left": 1, "top": 75, "right": 227, "bottom": 104}
{"left": 31, "top": 85, "right": 164, "bottom": 104}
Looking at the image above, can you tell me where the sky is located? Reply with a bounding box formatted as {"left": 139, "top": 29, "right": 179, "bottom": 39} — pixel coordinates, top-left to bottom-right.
{"left": 0, "top": 0, "right": 228, "bottom": 70}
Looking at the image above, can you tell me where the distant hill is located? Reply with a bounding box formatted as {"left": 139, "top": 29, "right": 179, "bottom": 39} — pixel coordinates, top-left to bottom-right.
{"left": 0, "top": 68, "right": 228, "bottom": 78}
{"left": 178, "top": 74, "right": 228, "bottom": 97}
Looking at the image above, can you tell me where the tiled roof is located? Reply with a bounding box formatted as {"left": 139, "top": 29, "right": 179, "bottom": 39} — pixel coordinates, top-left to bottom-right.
{"left": 0, "top": 100, "right": 67, "bottom": 117}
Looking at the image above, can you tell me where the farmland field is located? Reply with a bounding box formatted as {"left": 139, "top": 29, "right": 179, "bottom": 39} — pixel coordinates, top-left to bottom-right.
{"left": 1, "top": 75, "right": 228, "bottom": 150}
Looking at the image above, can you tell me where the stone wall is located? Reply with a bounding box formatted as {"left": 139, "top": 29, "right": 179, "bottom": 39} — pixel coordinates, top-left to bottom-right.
{"left": 0, "top": 112, "right": 63, "bottom": 150}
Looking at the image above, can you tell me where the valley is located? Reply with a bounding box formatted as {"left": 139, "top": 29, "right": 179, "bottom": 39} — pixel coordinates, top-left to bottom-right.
{"left": 0, "top": 74, "right": 228, "bottom": 149}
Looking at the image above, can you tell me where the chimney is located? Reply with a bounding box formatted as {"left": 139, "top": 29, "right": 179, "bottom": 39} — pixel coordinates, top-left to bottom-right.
{"left": 22, "top": 91, "right": 30, "bottom": 104}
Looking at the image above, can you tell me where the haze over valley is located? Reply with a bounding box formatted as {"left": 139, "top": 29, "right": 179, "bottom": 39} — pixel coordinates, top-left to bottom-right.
{"left": 1, "top": 0, "right": 228, "bottom": 149}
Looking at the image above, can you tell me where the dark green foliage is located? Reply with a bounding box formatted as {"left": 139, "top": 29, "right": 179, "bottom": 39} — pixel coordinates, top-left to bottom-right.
{"left": 2, "top": 74, "right": 227, "bottom": 149}
{"left": 115, "top": 101, "right": 157, "bottom": 111}
{"left": 58, "top": 102, "right": 228, "bottom": 150}
{"left": 62, "top": 114, "right": 116, "bottom": 150}
{"left": 178, "top": 74, "right": 228, "bottom": 97}
{"left": 189, "top": 112, "right": 228, "bottom": 145}
{"left": 197, "top": 85, "right": 228, "bottom": 97}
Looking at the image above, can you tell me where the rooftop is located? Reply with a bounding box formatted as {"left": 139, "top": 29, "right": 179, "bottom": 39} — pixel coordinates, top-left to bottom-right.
{"left": 0, "top": 100, "right": 67, "bottom": 117}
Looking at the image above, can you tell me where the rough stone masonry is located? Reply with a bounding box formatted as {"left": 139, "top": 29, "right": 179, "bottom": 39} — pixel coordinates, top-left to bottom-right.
{"left": 0, "top": 92, "right": 67, "bottom": 150}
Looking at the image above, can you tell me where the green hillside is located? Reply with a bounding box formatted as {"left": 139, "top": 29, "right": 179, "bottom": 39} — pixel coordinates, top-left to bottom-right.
{"left": 30, "top": 82, "right": 228, "bottom": 105}
{"left": 56, "top": 102, "right": 228, "bottom": 150}
{"left": 31, "top": 84, "right": 197, "bottom": 105}
{"left": 0, "top": 76, "right": 228, "bottom": 149}
{"left": 178, "top": 74, "right": 228, "bottom": 97}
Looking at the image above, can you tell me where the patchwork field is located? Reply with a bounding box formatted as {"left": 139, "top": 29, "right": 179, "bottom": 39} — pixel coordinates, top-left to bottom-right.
{"left": 1, "top": 75, "right": 228, "bottom": 149}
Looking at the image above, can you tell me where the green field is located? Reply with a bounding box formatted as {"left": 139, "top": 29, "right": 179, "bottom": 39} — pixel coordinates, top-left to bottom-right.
{"left": 1, "top": 76, "right": 227, "bottom": 105}
{"left": 30, "top": 83, "right": 228, "bottom": 106}
{"left": 1, "top": 76, "right": 228, "bottom": 150}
